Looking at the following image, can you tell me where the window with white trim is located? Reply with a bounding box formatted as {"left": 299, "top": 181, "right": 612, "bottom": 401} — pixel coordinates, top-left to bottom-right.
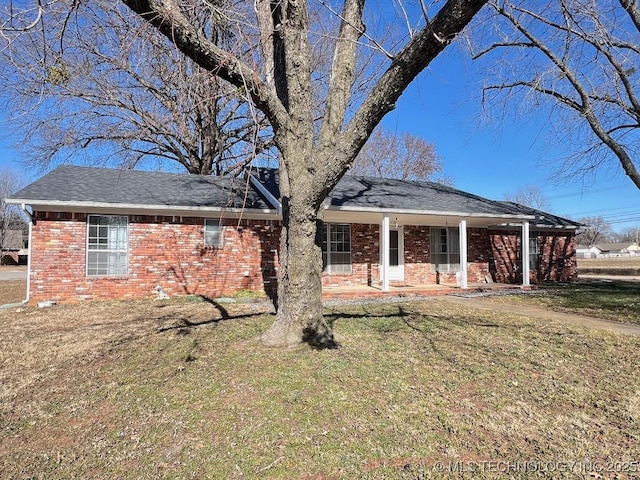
{"left": 204, "top": 219, "right": 223, "bottom": 247}
{"left": 87, "top": 215, "right": 128, "bottom": 276}
{"left": 321, "top": 223, "right": 351, "bottom": 273}
{"left": 430, "top": 227, "right": 460, "bottom": 272}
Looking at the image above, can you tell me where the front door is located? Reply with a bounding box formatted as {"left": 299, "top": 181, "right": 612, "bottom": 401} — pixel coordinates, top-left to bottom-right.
{"left": 387, "top": 227, "right": 404, "bottom": 281}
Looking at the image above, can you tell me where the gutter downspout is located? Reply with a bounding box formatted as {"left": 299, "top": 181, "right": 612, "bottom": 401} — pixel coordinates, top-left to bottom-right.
{"left": 21, "top": 203, "right": 33, "bottom": 305}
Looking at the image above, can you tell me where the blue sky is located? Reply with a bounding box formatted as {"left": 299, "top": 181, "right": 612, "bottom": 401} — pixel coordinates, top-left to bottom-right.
{"left": 380, "top": 49, "right": 640, "bottom": 233}
{"left": 1, "top": 40, "right": 638, "bottom": 233}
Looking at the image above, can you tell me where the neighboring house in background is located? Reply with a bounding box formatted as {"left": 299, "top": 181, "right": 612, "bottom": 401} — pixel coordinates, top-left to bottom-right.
{"left": 6, "top": 166, "right": 581, "bottom": 304}
{"left": 593, "top": 242, "right": 639, "bottom": 257}
{"left": 576, "top": 245, "right": 603, "bottom": 258}
{"left": 0, "top": 229, "right": 28, "bottom": 265}
{"left": 628, "top": 243, "right": 640, "bottom": 254}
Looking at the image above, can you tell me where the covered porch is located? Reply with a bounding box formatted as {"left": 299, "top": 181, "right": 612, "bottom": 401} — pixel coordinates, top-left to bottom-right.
{"left": 321, "top": 207, "right": 536, "bottom": 292}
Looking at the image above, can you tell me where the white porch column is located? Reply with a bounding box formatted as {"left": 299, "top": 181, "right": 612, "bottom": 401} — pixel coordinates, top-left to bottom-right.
{"left": 522, "top": 221, "right": 530, "bottom": 287}
{"left": 381, "top": 214, "right": 390, "bottom": 292}
{"left": 459, "top": 219, "right": 468, "bottom": 289}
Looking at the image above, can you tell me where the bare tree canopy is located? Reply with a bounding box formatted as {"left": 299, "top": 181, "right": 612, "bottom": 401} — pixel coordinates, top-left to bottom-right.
{"left": 0, "top": 1, "right": 272, "bottom": 175}
{"left": 503, "top": 185, "right": 550, "bottom": 211}
{"left": 576, "top": 215, "right": 614, "bottom": 245}
{"left": 350, "top": 127, "right": 449, "bottom": 183}
{"left": 616, "top": 226, "right": 640, "bottom": 243}
{"left": 1, "top": 0, "right": 488, "bottom": 347}
{"left": 470, "top": 0, "right": 640, "bottom": 189}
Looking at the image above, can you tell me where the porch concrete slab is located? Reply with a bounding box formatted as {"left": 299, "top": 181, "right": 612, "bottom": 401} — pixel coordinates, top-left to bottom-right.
{"left": 321, "top": 283, "right": 528, "bottom": 301}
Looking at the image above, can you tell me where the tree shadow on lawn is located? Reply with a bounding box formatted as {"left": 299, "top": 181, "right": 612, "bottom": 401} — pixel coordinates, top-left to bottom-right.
{"left": 325, "top": 304, "right": 505, "bottom": 332}
{"left": 323, "top": 303, "right": 556, "bottom": 370}
{"left": 154, "top": 295, "right": 272, "bottom": 335}
{"left": 569, "top": 278, "right": 640, "bottom": 293}
{"left": 153, "top": 303, "right": 432, "bottom": 349}
{"left": 150, "top": 299, "right": 537, "bottom": 360}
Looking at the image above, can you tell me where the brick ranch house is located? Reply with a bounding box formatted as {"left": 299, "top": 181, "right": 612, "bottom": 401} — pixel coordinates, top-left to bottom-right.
{"left": 6, "top": 166, "right": 580, "bottom": 304}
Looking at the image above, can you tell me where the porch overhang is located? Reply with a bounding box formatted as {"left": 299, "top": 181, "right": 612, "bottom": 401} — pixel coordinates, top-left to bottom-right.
{"left": 321, "top": 205, "right": 534, "bottom": 228}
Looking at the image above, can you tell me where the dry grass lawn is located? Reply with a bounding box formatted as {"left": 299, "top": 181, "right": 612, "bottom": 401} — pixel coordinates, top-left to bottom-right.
{"left": 486, "top": 279, "right": 640, "bottom": 326}
{"left": 578, "top": 257, "right": 640, "bottom": 269}
{"left": 0, "top": 280, "right": 25, "bottom": 306}
{"left": 1, "top": 295, "right": 639, "bottom": 479}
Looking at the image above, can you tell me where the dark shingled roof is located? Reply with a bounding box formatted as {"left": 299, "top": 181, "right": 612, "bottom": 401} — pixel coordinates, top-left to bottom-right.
{"left": 8, "top": 165, "right": 273, "bottom": 210}
{"left": 252, "top": 168, "right": 537, "bottom": 218}
{"left": 7, "top": 166, "right": 581, "bottom": 228}
{"left": 328, "top": 175, "right": 520, "bottom": 216}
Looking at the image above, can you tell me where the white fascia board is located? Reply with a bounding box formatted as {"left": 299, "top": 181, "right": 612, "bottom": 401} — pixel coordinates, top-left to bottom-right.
{"left": 6, "top": 199, "right": 281, "bottom": 220}
{"left": 324, "top": 204, "right": 535, "bottom": 221}
{"left": 493, "top": 222, "right": 579, "bottom": 230}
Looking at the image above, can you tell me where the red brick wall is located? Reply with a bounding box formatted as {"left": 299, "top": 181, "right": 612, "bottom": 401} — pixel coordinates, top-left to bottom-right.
{"left": 28, "top": 213, "right": 578, "bottom": 303}
{"left": 403, "top": 225, "right": 436, "bottom": 285}
{"left": 489, "top": 229, "right": 522, "bottom": 284}
{"left": 322, "top": 225, "right": 491, "bottom": 287}
{"left": 29, "top": 212, "right": 280, "bottom": 303}
{"left": 489, "top": 230, "right": 578, "bottom": 283}
{"left": 467, "top": 227, "right": 492, "bottom": 283}
{"left": 533, "top": 232, "right": 578, "bottom": 282}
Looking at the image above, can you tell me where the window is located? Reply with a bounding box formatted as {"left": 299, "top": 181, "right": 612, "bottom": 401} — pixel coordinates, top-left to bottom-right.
{"left": 321, "top": 223, "right": 351, "bottom": 273}
{"left": 389, "top": 230, "right": 400, "bottom": 266}
{"left": 204, "top": 219, "right": 223, "bottom": 247}
{"left": 430, "top": 227, "right": 460, "bottom": 272}
{"left": 87, "top": 215, "right": 128, "bottom": 276}
{"left": 529, "top": 234, "right": 539, "bottom": 270}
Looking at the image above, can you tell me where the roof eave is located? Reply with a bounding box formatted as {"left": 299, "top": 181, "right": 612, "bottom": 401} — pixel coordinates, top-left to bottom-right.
{"left": 324, "top": 204, "right": 535, "bottom": 220}
{"left": 6, "top": 199, "right": 281, "bottom": 219}
{"left": 492, "top": 221, "right": 581, "bottom": 230}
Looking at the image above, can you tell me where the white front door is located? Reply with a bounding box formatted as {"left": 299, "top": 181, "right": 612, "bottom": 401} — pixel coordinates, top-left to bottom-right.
{"left": 387, "top": 227, "right": 404, "bottom": 281}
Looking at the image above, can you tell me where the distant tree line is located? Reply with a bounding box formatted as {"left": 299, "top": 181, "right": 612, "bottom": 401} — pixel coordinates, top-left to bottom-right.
{"left": 576, "top": 217, "right": 640, "bottom": 246}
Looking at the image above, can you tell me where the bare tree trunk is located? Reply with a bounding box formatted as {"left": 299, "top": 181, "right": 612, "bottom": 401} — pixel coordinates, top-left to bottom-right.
{"left": 261, "top": 198, "right": 334, "bottom": 348}
{"left": 108, "top": 0, "right": 488, "bottom": 348}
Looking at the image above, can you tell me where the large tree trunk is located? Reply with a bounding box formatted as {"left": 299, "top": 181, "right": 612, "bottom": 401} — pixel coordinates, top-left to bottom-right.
{"left": 261, "top": 197, "right": 335, "bottom": 348}
{"left": 119, "top": 0, "right": 490, "bottom": 349}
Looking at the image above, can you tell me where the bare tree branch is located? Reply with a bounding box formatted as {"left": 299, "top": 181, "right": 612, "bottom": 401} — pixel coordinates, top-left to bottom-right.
{"left": 470, "top": 0, "right": 640, "bottom": 189}
{"left": 0, "top": 1, "right": 273, "bottom": 175}
{"left": 122, "top": 0, "right": 289, "bottom": 133}
{"left": 350, "top": 126, "right": 447, "bottom": 182}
